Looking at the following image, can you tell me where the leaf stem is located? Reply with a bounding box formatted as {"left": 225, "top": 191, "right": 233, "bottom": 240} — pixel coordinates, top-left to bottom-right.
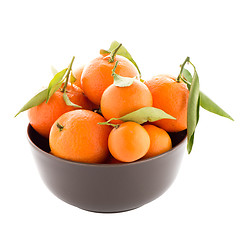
{"left": 98, "top": 121, "right": 119, "bottom": 128}
{"left": 112, "top": 61, "right": 119, "bottom": 76}
{"left": 98, "top": 117, "right": 120, "bottom": 128}
{"left": 108, "top": 43, "right": 122, "bottom": 63}
{"left": 176, "top": 56, "right": 190, "bottom": 82}
{"left": 188, "top": 60, "right": 196, "bottom": 71}
{"left": 62, "top": 56, "right": 75, "bottom": 92}
{"left": 179, "top": 76, "right": 191, "bottom": 89}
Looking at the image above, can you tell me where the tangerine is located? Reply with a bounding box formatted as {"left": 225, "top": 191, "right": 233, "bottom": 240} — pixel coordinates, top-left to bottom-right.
{"left": 28, "top": 84, "right": 95, "bottom": 138}
{"left": 143, "top": 124, "right": 172, "bottom": 158}
{"left": 81, "top": 54, "right": 140, "bottom": 105}
{"left": 101, "top": 80, "right": 153, "bottom": 123}
{"left": 144, "top": 74, "right": 189, "bottom": 132}
{"left": 49, "top": 110, "right": 112, "bottom": 163}
{"left": 108, "top": 122, "right": 150, "bottom": 162}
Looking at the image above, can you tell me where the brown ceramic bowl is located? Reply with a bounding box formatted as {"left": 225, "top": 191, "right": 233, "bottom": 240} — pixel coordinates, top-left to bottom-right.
{"left": 27, "top": 124, "right": 187, "bottom": 213}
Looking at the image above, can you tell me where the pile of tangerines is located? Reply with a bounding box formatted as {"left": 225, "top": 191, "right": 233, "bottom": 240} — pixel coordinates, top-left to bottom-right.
{"left": 17, "top": 43, "right": 190, "bottom": 164}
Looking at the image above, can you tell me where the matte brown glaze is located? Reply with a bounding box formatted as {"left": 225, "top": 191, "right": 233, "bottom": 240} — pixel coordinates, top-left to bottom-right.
{"left": 27, "top": 124, "right": 187, "bottom": 213}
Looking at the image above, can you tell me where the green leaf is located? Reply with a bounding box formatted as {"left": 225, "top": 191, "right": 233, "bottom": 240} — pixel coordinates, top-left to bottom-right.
{"left": 46, "top": 68, "right": 67, "bottom": 102}
{"left": 187, "top": 132, "right": 195, "bottom": 154}
{"left": 62, "top": 91, "right": 82, "bottom": 108}
{"left": 182, "top": 68, "right": 192, "bottom": 82}
{"left": 51, "top": 66, "right": 58, "bottom": 76}
{"left": 200, "top": 92, "right": 234, "bottom": 121}
{"left": 182, "top": 68, "right": 192, "bottom": 90}
{"left": 119, "top": 107, "right": 175, "bottom": 124}
{"left": 69, "top": 72, "right": 77, "bottom": 84}
{"left": 100, "top": 49, "right": 110, "bottom": 55}
{"left": 112, "top": 61, "right": 135, "bottom": 87}
{"left": 114, "top": 73, "right": 136, "bottom": 87}
{"left": 182, "top": 68, "right": 234, "bottom": 121}
{"left": 187, "top": 67, "right": 200, "bottom": 154}
{"left": 99, "top": 107, "right": 175, "bottom": 126}
{"left": 108, "top": 40, "right": 141, "bottom": 77}
{"left": 15, "top": 88, "right": 48, "bottom": 117}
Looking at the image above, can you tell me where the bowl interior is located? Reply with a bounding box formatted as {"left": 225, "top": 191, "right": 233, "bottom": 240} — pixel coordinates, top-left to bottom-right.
{"left": 27, "top": 124, "right": 187, "bottom": 163}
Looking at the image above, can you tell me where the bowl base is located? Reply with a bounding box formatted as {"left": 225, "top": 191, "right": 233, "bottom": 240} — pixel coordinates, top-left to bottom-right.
{"left": 81, "top": 206, "right": 141, "bottom": 214}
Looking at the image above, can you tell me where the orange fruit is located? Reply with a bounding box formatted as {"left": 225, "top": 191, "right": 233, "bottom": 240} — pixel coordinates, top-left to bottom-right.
{"left": 144, "top": 74, "right": 189, "bottom": 132}
{"left": 81, "top": 54, "right": 140, "bottom": 106}
{"left": 28, "top": 84, "right": 96, "bottom": 138}
{"left": 101, "top": 80, "right": 153, "bottom": 123}
{"left": 72, "top": 65, "right": 84, "bottom": 89}
{"left": 108, "top": 122, "right": 150, "bottom": 162}
{"left": 49, "top": 110, "right": 112, "bottom": 163}
{"left": 143, "top": 124, "right": 172, "bottom": 158}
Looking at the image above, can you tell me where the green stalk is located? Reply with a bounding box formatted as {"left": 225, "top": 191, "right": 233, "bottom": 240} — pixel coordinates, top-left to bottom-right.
{"left": 98, "top": 122, "right": 120, "bottom": 128}
{"left": 108, "top": 43, "right": 122, "bottom": 63}
{"left": 176, "top": 56, "right": 190, "bottom": 82}
{"left": 112, "top": 61, "right": 119, "bottom": 76}
{"left": 62, "top": 56, "right": 75, "bottom": 92}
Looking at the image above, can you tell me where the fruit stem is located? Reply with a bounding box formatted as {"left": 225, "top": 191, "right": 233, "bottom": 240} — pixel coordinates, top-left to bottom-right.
{"left": 62, "top": 56, "right": 75, "bottom": 92}
{"left": 56, "top": 122, "right": 64, "bottom": 131}
{"left": 178, "top": 59, "right": 197, "bottom": 89}
{"left": 176, "top": 56, "right": 190, "bottom": 82}
{"left": 108, "top": 43, "right": 122, "bottom": 63}
{"left": 188, "top": 60, "right": 196, "bottom": 71}
{"left": 112, "top": 61, "right": 119, "bottom": 76}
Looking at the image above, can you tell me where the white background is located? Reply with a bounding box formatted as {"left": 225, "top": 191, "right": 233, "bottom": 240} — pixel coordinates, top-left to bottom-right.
{"left": 1, "top": 0, "right": 240, "bottom": 239}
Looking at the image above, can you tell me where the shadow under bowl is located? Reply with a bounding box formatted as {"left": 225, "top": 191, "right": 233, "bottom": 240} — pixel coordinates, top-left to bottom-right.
{"left": 27, "top": 124, "right": 187, "bottom": 213}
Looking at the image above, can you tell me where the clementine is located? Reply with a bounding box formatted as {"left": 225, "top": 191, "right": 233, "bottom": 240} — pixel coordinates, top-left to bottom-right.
{"left": 108, "top": 122, "right": 150, "bottom": 162}
{"left": 81, "top": 54, "right": 140, "bottom": 105}
{"left": 49, "top": 110, "right": 112, "bottom": 163}
{"left": 28, "top": 84, "right": 96, "bottom": 138}
{"left": 143, "top": 124, "right": 172, "bottom": 158}
{"left": 144, "top": 74, "right": 189, "bottom": 132}
{"left": 101, "top": 80, "right": 153, "bottom": 124}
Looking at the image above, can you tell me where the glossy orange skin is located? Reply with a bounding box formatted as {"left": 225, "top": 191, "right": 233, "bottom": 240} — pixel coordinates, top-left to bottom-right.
{"left": 49, "top": 110, "right": 112, "bottom": 163}
{"left": 28, "top": 84, "right": 96, "bottom": 138}
{"left": 143, "top": 124, "right": 172, "bottom": 159}
{"left": 81, "top": 54, "right": 140, "bottom": 106}
{"left": 72, "top": 65, "right": 84, "bottom": 89}
{"left": 101, "top": 81, "right": 153, "bottom": 124}
{"left": 108, "top": 122, "right": 150, "bottom": 163}
{"left": 144, "top": 74, "right": 189, "bottom": 132}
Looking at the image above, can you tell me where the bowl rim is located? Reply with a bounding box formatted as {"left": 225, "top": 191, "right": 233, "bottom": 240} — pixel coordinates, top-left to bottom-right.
{"left": 27, "top": 123, "right": 187, "bottom": 168}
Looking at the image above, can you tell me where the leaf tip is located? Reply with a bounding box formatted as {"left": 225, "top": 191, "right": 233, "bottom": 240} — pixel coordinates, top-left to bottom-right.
{"left": 100, "top": 49, "right": 110, "bottom": 55}
{"left": 187, "top": 141, "right": 193, "bottom": 154}
{"left": 14, "top": 112, "right": 20, "bottom": 118}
